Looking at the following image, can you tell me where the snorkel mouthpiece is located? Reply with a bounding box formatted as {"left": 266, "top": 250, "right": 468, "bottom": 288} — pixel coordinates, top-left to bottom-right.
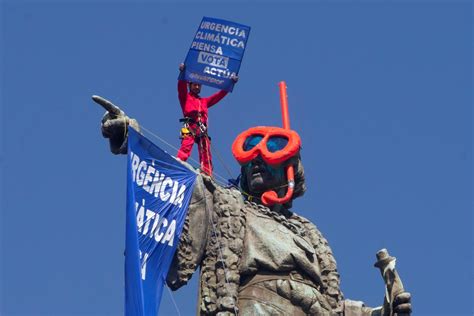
{"left": 260, "top": 83, "right": 296, "bottom": 206}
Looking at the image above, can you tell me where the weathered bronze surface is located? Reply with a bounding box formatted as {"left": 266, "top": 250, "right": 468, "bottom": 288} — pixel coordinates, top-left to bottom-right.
{"left": 98, "top": 103, "right": 411, "bottom": 315}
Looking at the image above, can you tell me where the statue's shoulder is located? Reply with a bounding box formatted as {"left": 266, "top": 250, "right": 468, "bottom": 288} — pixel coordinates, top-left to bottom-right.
{"left": 289, "top": 211, "right": 332, "bottom": 257}
{"left": 213, "top": 184, "right": 243, "bottom": 200}
{"left": 289, "top": 211, "right": 322, "bottom": 235}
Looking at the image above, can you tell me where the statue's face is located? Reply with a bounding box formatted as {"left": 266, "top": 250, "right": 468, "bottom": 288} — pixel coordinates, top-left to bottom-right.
{"left": 244, "top": 156, "right": 285, "bottom": 194}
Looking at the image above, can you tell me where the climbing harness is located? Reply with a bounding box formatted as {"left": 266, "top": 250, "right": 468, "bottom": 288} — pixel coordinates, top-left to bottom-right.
{"left": 179, "top": 117, "right": 209, "bottom": 139}
{"left": 179, "top": 117, "right": 194, "bottom": 138}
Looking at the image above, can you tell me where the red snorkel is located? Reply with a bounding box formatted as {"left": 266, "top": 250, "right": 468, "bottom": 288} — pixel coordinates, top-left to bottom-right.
{"left": 261, "top": 81, "right": 295, "bottom": 206}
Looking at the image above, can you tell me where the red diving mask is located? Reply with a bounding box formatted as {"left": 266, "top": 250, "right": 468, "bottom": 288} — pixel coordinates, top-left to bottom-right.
{"left": 231, "top": 82, "right": 300, "bottom": 206}
{"left": 232, "top": 127, "right": 301, "bottom": 166}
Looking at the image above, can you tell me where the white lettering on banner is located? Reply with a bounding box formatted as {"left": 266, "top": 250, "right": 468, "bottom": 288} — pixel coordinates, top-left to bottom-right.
{"left": 154, "top": 217, "right": 166, "bottom": 243}
{"left": 143, "top": 209, "right": 155, "bottom": 235}
{"left": 200, "top": 21, "right": 247, "bottom": 38}
{"left": 169, "top": 180, "right": 179, "bottom": 204}
{"left": 136, "top": 160, "right": 147, "bottom": 186}
{"left": 195, "top": 31, "right": 221, "bottom": 43}
{"left": 135, "top": 199, "right": 177, "bottom": 247}
{"left": 131, "top": 153, "right": 140, "bottom": 181}
{"left": 129, "top": 151, "right": 187, "bottom": 207}
{"left": 219, "top": 35, "right": 245, "bottom": 49}
{"left": 174, "top": 185, "right": 186, "bottom": 209}
{"left": 194, "top": 32, "right": 245, "bottom": 49}
{"left": 203, "top": 66, "right": 236, "bottom": 79}
{"left": 198, "top": 51, "right": 229, "bottom": 68}
{"left": 189, "top": 72, "right": 225, "bottom": 85}
{"left": 160, "top": 177, "right": 173, "bottom": 201}
{"left": 137, "top": 203, "right": 145, "bottom": 233}
{"left": 142, "top": 164, "right": 155, "bottom": 192}
{"left": 150, "top": 172, "right": 165, "bottom": 198}
{"left": 191, "top": 41, "right": 223, "bottom": 55}
{"left": 139, "top": 250, "right": 149, "bottom": 280}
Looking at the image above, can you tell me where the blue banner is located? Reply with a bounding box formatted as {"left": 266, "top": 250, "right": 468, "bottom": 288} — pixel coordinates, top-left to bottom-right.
{"left": 180, "top": 16, "right": 251, "bottom": 92}
{"left": 125, "top": 127, "right": 197, "bottom": 316}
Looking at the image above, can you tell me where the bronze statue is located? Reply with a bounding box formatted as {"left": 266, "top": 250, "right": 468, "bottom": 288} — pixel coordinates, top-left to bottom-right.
{"left": 95, "top": 94, "right": 411, "bottom": 316}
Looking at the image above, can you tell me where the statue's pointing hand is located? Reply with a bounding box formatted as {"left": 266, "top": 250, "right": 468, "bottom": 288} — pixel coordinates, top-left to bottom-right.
{"left": 93, "top": 95, "right": 139, "bottom": 155}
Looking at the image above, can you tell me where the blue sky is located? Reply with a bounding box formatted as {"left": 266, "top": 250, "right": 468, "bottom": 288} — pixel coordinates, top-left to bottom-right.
{"left": 1, "top": 1, "right": 472, "bottom": 315}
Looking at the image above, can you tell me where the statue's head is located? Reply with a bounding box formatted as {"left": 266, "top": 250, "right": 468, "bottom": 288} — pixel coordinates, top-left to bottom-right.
{"left": 232, "top": 126, "right": 306, "bottom": 208}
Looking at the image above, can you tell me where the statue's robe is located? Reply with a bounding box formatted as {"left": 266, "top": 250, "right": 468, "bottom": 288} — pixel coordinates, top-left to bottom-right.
{"left": 166, "top": 175, "right": 378, "bottom": 316}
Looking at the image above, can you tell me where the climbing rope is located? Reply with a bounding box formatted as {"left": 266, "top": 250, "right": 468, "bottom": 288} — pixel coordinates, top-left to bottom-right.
{"left": 165, "top": 284, "right": 182, "bottom": 316}
{"left": 140, "top": 125, "right": 229, "bottom": 186}
{"left": 209, "top": 137, "right": 234, "bottom": 180}
{"left": 141, "top": 124, "right": 291, "bottom": 201}
{"left": 198, "top": 178, "right": 240, "bottom": 315}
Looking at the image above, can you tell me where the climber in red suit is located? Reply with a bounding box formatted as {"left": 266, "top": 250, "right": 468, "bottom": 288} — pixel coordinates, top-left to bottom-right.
{"left": 177, "top": 63, "right": 238, "bottom": 176}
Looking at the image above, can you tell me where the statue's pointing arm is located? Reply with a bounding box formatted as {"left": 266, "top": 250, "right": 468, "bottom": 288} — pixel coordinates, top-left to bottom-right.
{"left": 94, "top": 95, "right": 213, "bottom": 289}
{"left": 166, "top": 173, "right": 213, "bottom": 290}
{"left": 94, "top": 95, "right": 140, "bottom": 155}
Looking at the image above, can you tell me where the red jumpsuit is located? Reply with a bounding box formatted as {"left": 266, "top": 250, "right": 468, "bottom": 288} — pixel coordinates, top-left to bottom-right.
{"left": 177, "top": 80, "right": 228, "bottom": 175}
